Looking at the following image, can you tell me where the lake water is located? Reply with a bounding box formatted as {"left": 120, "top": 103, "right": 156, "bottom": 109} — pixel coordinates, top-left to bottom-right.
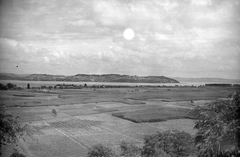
{"left": 0, "top": 80, "right": 237, "bottom": 88}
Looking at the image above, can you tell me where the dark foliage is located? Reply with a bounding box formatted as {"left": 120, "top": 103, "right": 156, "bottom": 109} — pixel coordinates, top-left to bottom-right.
{"left": 87, "top": 144, "right": 116, "bottom": 157}
{"left": 7, "top": 83, "right": 15, "bottom": 89}
{"left": 0, "top": 83, "right": 17, "bottom": 90}
{"left": 0, "top": 106, "right": 32, "bottom": 157}
{"left": 192, "top": 92, "right": 240, "bottom": 157}
{"left": 141, "top": 130, "right": 195, "bottom": 157}
{"left": 120, "top": 141, "right": 142, "bottom": 157}
{"left": 52, "top": 109, "right": 57, "bottom": 116}
{"left": 10, "top": 150, "right": 26, "bottom": 157}
{"left": 0, "top": 107, "right": 25, "bottom": 146}
{"left": 27, "top": 83, "right": 30, "bottom": 89}
{"left": 0, "top": 83, "right": 8, "bottom": 90}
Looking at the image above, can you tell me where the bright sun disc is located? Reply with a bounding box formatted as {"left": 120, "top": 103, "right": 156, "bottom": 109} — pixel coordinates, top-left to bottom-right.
{"left": 123, "top": 28, "right": 135, "bottom": 40}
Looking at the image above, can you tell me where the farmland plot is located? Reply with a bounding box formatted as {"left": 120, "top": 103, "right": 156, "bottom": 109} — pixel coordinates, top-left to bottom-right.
{"left": 1, "top": 86, "right": 239, "bottom": 156}
{"left": 25, "top": 126, "right": 88, "bottom": 157}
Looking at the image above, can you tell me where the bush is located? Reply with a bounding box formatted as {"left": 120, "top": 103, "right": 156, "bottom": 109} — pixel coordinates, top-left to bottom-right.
{"left": 27, "top": 83, "right": 30, "bottom": 89}
{"left": 87, "top": 144, "right": 116, "bottom": 157}
{"left": 0, "top": 83, "right": 8, "bottom": 90}
{"left": 7, "top": 83, "right": 15, "bottom": 89}
{"left": 192, "top": 92, "right": 240, "bottom": 156}
{"left": 141, "top": 130, "right": 195, "bottom": 157}
{"left": 0, "top": 107, "right": 25, "bottom": 146}
{"left": 10, "top": 150, "right": 26, "bottom": 157}
{"left": 0, "top": 107, "right": 32, "bottom": 157}
{"left": 120, "top": 141, "right": 142, "bottom": 157}
{"left": 52, "top": 109, "right": 57, "bottom": 116}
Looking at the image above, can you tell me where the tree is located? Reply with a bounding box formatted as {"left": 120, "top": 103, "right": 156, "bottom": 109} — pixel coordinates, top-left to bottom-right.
{"left": 192, "top": 92, "right": 240, "bottom": 157}
{"left": 27, "top": 83, "right": 30, "bottom": 89}
{"left": 120, "top": 141, "right": 142, "bottom": 157}
{"left": 10, "top": 150, "right": 26, "bottom": 157}
{"left": 141, "top": 130, "right": 195, "bottom": 157}
{"left": 0, "top": 106, "right": 30, "bottom": 157}
{"left": 87, "top": 144, "right": 116, "bottom": 157}
{"left": 0, "top": 108, "right": 24, "bottom": 146}
{"left": 52, "top": 109, "right": 57, "bottom": 116}
{"left": 7, "top": 83, "right": 15, "bottom": 89}
{"left": 0, "top": 83, "right": 7, "bottom": 90}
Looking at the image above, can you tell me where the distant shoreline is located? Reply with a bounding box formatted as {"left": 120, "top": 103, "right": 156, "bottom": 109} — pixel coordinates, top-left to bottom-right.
{"left": 0, "top": 73, "right": 179, "bottom": 84}
{"left": 1, "top": 80, "right": 240, "bottom": 88}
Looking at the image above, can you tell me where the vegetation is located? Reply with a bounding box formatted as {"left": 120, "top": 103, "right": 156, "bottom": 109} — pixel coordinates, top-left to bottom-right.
{"left": 112, "top": 107, "right": 195, "bottom": 123}
{"left": 9, "top": 150, "right": 26, "bottom": 157}
{"left": 0, "top": 83, "right": 8, "bottom": 90}
{"left": 27, "top": 83, "right": 30, "bottom": 89}
{"left": 192, "top": 92, "right": 240, "bottom": 157}
{"left": 141, "top": 130, "right": 195, "bottom": 157}
{"left": 88, "top": 92, "right": 240, "bottom": 157}
{"left": 120, "top": 141, "right": 142, "bottom": 157}
{"left": 0, "top": 83, "right": 22, "bottom": 90}
{"left": 0, "top": 83, "right": 16, "bottom": 90}
{"left": 0, "top": 108, "right": 25, "bottom": 146}
{"left": 52, "top": 109, "right": 57, "bottom": 116}
{"left": 1, "top": 81, "right": 239, "bottom": 156}
{"left": 205, "top": 84, "right": 232, "bottom": 87}
{"left": 0, "top": 106, "right": 30, "bottom": 157}
{"left": 88, "top": 130, "right": 194, "bottom": 157}
{"left": 87, "top": 144, "right": 116, "bottom": 157}
{"left": 0, "top": 73, "right": 179, "bottom": 83}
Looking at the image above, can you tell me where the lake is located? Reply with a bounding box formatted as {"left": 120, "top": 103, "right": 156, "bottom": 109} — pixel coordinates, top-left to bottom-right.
{"left": 0, "top": 80, "right": 237, "bottom": 88}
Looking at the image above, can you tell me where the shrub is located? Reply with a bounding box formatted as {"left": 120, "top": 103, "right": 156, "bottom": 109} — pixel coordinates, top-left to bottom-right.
{"left": 10, "top": 150, "right": 26, "bottom": 157}
{"left": 27, "top": 83, "right": 30, "bottom": 89}
{"left": 192, "top": 92, "right": 240, "bottom": 156}
{"left": 0, "top": 83, "right": 8, "bottom": 90}
{"left": 0, "top": 107, "right": 25, "bottom": 146}
{"left": 120, "top": 141, "right": 142, "bottom": 157}
{"left": 7, "top": 83, "right": 15, "bottom": 89}
{"left": 141, "top": 130, "right": 195, "bottom": 157}
{"left": 0, "top": 106, "right": 32, "bottom": 157}
{"left": 87, "top": 144, "right": 116, "bottom": 157}
{"left": 52, "top": 109, "right": 57, "bottom": 116}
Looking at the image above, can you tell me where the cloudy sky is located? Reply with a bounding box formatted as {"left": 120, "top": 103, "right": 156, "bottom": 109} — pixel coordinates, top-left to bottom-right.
{"left": 0, "top": 0, "right": 239, "bottom": 79}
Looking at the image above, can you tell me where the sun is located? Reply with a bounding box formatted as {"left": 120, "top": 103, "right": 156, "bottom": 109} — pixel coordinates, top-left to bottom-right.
{"left": 123, "top": 28, "right": 135, "bottom": 40}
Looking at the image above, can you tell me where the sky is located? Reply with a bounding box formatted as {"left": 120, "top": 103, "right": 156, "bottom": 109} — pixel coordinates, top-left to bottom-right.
{"left": 0, "top": 0, "right": 239, "bottom": 79}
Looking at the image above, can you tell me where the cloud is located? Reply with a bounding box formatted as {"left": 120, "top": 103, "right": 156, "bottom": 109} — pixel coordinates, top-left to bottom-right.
{"left": 0, "top": 0, "right": 239, "bottom": 78}
{"left": 191, "top": 0, "right": 212, "bottom": 6}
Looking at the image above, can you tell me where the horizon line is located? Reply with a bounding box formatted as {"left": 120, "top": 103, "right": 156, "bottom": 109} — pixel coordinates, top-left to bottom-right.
{"left": 0, "top": 72, "right": 240, "bottom": 80}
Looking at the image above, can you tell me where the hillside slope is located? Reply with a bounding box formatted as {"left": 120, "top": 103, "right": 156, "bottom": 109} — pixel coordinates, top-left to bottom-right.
{"left": 0, "top": 73, "right": 179, "bottom": 83}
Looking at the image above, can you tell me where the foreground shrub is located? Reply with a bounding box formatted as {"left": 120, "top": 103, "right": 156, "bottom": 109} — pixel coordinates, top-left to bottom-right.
{"left": 0, "top": 106, "right": 33, "bottom": 157}
{"left": 141, "top": 130, "right": 195, "bottom": 157}
{"left": 120, "top": 141, "right": 142, "bottom": 157}
{"left": 10, "top": 150, "right": 26, "bottom": 157}
{"left": 0, "top": 107, "right": 26, "bottom": 146}
{"left": 87, "top": 144, "right": 116, "bottom": 157}
{"left": 192, "top": 92, "right": 240, "bottom": 157}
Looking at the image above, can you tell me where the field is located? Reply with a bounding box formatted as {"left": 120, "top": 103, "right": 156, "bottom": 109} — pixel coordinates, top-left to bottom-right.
{"left": 1, "top": 86, "right": 239, "bottom": 157}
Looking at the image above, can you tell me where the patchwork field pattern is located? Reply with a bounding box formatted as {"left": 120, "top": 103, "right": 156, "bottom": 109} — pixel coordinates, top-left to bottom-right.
{"left": 2, "top": 86, "right": 239, "bottom": 156}
{"left": 47, "top": 115, "right": 150, "bottom": 150}
{"left": 25, "top": 127, "right": 88, "bottom": 157}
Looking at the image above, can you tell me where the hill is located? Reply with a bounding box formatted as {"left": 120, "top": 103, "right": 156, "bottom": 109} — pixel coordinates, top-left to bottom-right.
{"left": 0, "top": 73, "right": 179, "bottom": 83}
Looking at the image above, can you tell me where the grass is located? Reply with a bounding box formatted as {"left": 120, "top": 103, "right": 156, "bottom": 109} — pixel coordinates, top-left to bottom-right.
{"left": 1, "top": 86, "right": 239, "bottom": 108}
{"left": 2, "top": 86, "right": 239, "bottom": 157}
{"left": 112, "top": 107, "right": 195, "bottom": 123}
